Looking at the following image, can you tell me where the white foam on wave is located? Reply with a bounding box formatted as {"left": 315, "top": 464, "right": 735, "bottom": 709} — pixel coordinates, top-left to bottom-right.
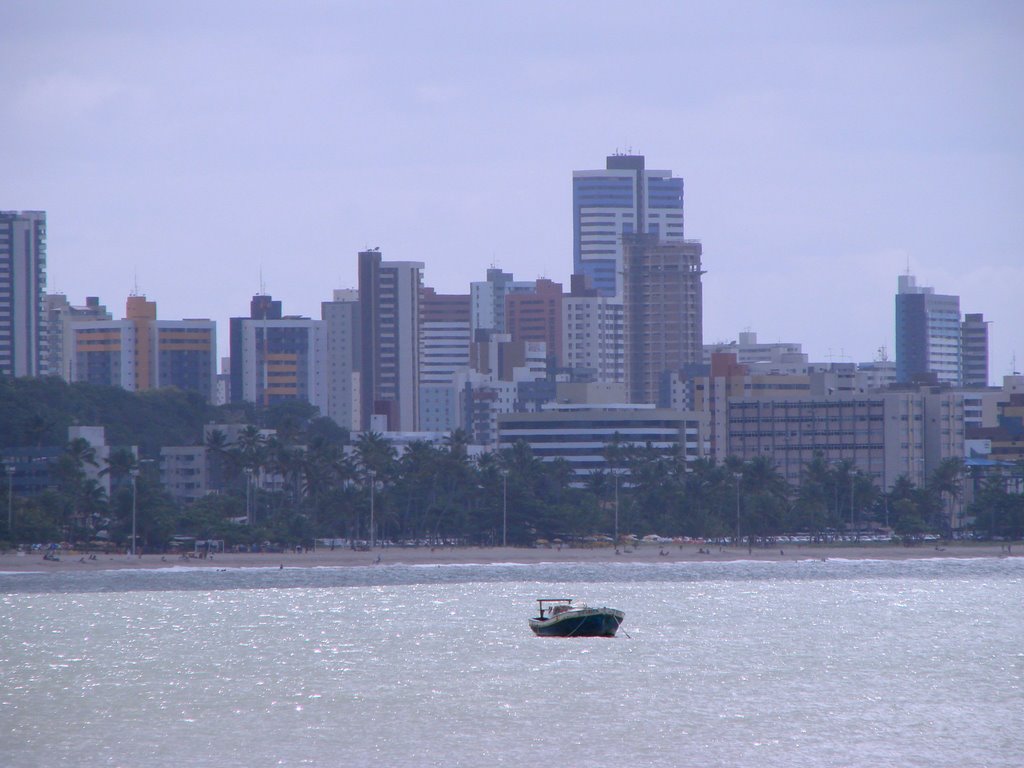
{"left": 405, "top": 560, "right": 537, "bottom": 569}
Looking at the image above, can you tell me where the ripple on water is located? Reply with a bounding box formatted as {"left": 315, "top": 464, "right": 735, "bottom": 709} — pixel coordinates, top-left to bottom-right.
{"left": 1, "top": 559, "right": 1021, "bottom": 767}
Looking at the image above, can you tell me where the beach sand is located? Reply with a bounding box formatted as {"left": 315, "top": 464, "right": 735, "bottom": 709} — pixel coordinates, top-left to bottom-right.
{"left": 1, "top": 541, "right": 1016, "bottom": 573}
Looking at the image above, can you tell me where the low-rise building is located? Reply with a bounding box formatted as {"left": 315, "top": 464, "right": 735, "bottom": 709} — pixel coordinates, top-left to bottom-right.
{"left": 497, "top": 403, "right": 707, "bottom": 483}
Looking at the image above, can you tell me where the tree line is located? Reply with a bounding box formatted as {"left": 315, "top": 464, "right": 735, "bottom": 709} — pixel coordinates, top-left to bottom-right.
{"left": 2, "top": 376, "right": 1022, "bottom": 549}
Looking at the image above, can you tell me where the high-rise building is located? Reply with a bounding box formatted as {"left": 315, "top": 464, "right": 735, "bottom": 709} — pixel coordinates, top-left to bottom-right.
{"left": 321, "top": 289, "right": 362, "bottom": 430}
{"left": 418, "top": 287, "right": 471, "bottom": 431}
{"left": 961, "top": 313, "right": 989, "bottom": 388}
{"left": 71, "top": 317, "right": 136, "bottom": 389}
{"left": 152, "top": 317, "right": 218, "bottom": 397}
{"left": 229, "top": 294, "right": 326, "bottom": 411}
{"left": 0, "top": 211, "right": 47, "bottom": 377}
{"left": 572, "top": 155, "right": 686, "bottom": 297}
{"left": 622, "top": 233, "right": 704, "bottom": 405}
{"left": 505, "top": 278, "right": 563, "bottom": 367}
{"left": 470, "top": 268, "right": 533, "bottom": 337}
{"left": 45, "top": 295, "right": 111, "bottom": 381}
{"left": 358, "top": 250, "right": 423, "bottom": 431}
{"left": 895, "top": 274, "right": 961, "bottom": 386}
{"left": 70, "top": 295, "right": 216, "bottom": 400}
{"left": 562, "top": 273, "right": 624, "bottom": 383}
{"left": 230, "top": 294, "right": 282, "bottom": 403}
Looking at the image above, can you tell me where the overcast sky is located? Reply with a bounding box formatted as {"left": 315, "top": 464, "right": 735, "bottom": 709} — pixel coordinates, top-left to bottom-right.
{"left": 3, "top": 1, "right": 1022, "bottom": 379}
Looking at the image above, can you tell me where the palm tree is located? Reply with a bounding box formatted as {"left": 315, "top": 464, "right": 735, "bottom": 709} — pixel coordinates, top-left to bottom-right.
{"left": 204, "top": 428, "right": 234, "bottom": 492}
{"left": 78, "top": 479, "right": 109, "bottom": 535}
{"left": 100, "top": 447, "right": 138, "bottom": 494}
{"left": 602, "top": 433, "right": 629, "bottom": 542}
{"left": 354, "top": 431, "right": 397, "bottom": 481}
{"left": 235, "top": 425, "right": 266, "bottom": 474}
{"left": 741, "top": 455, "right": 790, "bottom": 541}
{"left": 396, "top": 440, "right": 445, "bottom": 543}
{"left": 928, "top": 457, "right": 965, "bottom": 537}
{"left": 265, "top": 437, "right": 305, "bottom": 510}
{"left": 795, "top": 453, "right": 836, "bottom": 537}
{"left": 352, "top": 432, "right": 397, "bottom": 546}
{"left": 625, "top": 444, "right": 678, "bottom": 535}
{"left": 885, "top": 473, "right": 929, "bottom": 538}
{"left": 681, "top": 458, "right": 719, "bottom": 538}
{"left": 22, "top": 413, "right": 52, "bottom": 448}
{"left": 57, "top": 438, "right": 101, "bottom": 536}
{"left": 498, "top": 441, "right": 552, "bottom": 545}
{"left": 65, "top": 437, "right": 99, "bottom": 474}
{"left": 443, "top": 428, "right": 471, "bottom": 462}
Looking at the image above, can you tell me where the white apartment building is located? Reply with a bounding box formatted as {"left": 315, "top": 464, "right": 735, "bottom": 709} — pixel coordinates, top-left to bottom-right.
{"left": 562, "top": 294, "right": 624, "bottom": 383}
{"left": 321, "top": 289, "right": 361, "bottom": 430}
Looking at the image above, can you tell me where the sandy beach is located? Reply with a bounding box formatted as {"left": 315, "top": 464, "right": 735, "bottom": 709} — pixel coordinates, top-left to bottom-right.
{"left": 1, "top": 541, "right": 1017, "bottom": 573}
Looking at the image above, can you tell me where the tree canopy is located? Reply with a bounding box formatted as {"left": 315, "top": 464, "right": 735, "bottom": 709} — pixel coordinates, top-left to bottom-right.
{"left": 3, "top": 376, "right": 1017, "bottom": 551}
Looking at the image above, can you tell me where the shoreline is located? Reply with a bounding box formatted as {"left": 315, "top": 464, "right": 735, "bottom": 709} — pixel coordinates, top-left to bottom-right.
{"left": 1, "top": 541, "right": 1017, "bottom": 574}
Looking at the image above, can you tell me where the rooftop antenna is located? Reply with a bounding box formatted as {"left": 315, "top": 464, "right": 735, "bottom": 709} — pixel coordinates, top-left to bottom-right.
{"left": 130, "top": 270, "right": 140, "bottom": 297}
{"left": 826, "top": 348, "right": 851, "bottom": 363}
{"left": 259, "top": 264, "right": 266, "bottom": 296}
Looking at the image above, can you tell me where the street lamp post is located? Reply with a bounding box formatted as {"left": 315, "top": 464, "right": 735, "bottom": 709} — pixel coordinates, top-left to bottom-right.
{"left": 850, "top": 472, "right": 856, "bottom": 540}
{"left": 368, "top": 469, "right": 376, "bottom": 549}
{"left": 130, "top": 468, "right": 140, "bottom": 557}
{"left": 501, "top": 470, "right": 508, "bottom": 548}
{"left": 733, "top": 472, "right": 742, "bottom": 546}
{"left": 6, "top": 465, "right": 15, "bottom": 534}
{"left": 244, "top": 468, "right": 254, "bottom": 526}
{"left": 613, "top": 469, "right": 620, "bottom": 546}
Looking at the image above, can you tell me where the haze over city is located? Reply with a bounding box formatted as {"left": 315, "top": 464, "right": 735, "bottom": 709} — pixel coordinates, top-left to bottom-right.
{"left": 2, "top": 1, "right": 1021, "bottom": 369}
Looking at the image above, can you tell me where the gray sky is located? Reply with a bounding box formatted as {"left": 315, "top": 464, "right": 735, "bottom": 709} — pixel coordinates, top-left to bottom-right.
{"left": 3, "top": 1, "right": 1022, "bottom": 378}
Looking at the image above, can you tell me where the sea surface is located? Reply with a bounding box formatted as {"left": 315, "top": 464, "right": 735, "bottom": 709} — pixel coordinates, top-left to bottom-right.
{"left": 2, "top": 558, "right": 1022, "bottom": 767}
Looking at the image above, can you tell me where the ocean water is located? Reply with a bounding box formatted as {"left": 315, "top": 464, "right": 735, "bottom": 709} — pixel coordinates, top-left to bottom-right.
{"left": 1, "top": 558, "right": 1022, "bottom": 768}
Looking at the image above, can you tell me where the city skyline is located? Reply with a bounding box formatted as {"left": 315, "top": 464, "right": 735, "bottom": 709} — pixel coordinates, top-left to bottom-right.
{"left": 2, "top": 2, "right": 1021, "bottom": 372}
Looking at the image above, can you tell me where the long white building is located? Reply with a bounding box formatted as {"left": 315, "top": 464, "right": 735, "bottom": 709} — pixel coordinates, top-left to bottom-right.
{"left": 497, "top": 403, "right": 707, "bottom": 482}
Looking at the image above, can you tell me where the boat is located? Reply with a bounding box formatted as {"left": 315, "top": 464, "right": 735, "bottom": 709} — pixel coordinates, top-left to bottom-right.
{"left": 528, "top": 598, "right": 625, "bottom": 637}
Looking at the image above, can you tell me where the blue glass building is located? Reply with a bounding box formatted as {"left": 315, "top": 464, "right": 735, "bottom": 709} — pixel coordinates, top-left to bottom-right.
{"left": 572, "top": 155, "right": 685, "bottom": 297}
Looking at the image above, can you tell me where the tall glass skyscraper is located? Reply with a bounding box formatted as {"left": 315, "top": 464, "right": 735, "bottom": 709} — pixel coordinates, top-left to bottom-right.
{"left": 572, "top": 155, "right": 685, "bottom": 297}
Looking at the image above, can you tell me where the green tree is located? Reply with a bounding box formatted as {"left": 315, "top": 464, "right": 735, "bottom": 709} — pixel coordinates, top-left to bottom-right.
{"left": 204, "top": 428, "right": 235, "bottom": 492}
{"left": 928, "top": 457, "right": 965, "bottom": 536}
{"left": 100, "top": 447, "right": 139, "bottom": 495}
{"left": 740, "top": 455, "right": 790, "bottom": 541}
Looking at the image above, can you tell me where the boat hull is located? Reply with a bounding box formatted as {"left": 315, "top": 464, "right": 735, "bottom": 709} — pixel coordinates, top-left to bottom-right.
{"left": 529, "top": 608, "right": 624, "bottom": 637}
